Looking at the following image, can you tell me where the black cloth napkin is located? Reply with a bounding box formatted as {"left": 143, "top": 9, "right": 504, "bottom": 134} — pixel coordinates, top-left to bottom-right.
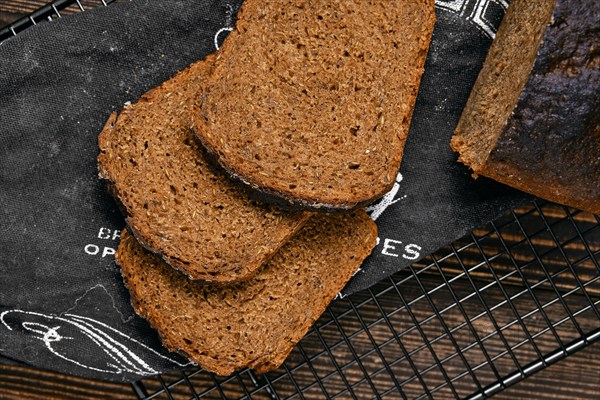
{"left": 0, "top": 0, "right": 528, "bottom": 381}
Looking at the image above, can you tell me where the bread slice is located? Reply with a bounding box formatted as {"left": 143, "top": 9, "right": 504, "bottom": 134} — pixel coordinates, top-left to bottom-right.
{"left": 98, "top": 56, "right": 310, "bottom": 283}
{"left": 117, "top": 211, "right": 377, "bottom": 375}
{"left": 451, "top": 0, "right": 600, "bottom": 215}
{"left": 192, "top": 0, "right": 435, "bottom": 210}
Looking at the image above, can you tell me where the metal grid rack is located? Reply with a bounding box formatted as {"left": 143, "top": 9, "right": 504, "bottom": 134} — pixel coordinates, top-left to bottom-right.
{"left": 0, "top": 0, "right": 117, "bottom": 43}
{"left": 128, "top": 200, "right": 599, "bottom": 399}
{"left": 2, "top": 2, "right": 599, "bottom": 399}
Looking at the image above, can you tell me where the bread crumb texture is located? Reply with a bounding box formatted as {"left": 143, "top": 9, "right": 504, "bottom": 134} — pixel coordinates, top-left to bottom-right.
{"left": 98, "top": 57, "right": 310, "bottom": 283}
{"left": 194, "top": 0, "right": 436, "bottom": 210}
{"left": 117, "top": 211, "right": 378, "bottom": 375}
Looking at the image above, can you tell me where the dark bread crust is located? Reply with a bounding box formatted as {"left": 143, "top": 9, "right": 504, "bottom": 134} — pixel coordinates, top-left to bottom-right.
{"left": 453, "top": 0, "right": 600, "bottom": 215}
{"left": 116, "top": 211, "right": 378, "bottom": 375}
{"left": 482, "top": 0, "right": 600, "bottom": 214}
{"left": 193, "top": 0, "right": 435, "bottom": 211}
{"left": 191, "top": 101, "right": 391, "bottom": 212}
{"left": 98, "top": 57, "right": 311, "bottom": 283}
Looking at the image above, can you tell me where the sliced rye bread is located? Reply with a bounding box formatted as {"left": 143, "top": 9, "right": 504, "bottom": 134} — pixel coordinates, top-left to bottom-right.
{"left": 98, "top": 56, "right": 310, "bottom": 283}
{"left": 192, "top": 0, "right": 435, "bottom": 211}
{"left": 117, "top": 211, "right": 378, "bottom": 375}
{"left": 451, "top": 0, "right": 600, "bottom": 215}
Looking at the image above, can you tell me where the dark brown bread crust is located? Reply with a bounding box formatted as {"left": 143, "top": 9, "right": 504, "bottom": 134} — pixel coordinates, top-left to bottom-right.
{"left": 117, "top": 211, "right": 378, "bottom": 375}
{"left": 98, "top": 57, "right": 310, "bottom": 283}
{"left": 453, "top": 0, "right": 600, "bottom": 215}
{"left": 192, "top": 0, "right": 435, "bottom": 211}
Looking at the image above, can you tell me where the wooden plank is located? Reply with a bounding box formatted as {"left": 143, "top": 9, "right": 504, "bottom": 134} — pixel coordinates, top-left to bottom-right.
{"left": 0, "top": 0, "right": 45, "bottom": 23}
{"left": 0, "top": 314, "right": 600, "bottom": 400}
{"left": 0, "top": 364, "right": 133, "bottom": 399}
{"left": 0, "top": 14, "right": 20, "bottom": 28}
{"left": 282, "top": 273, "right": 600, "bottom": 399}
{"left": 1, "top": 342, "right": 597, "bottom": 399}
{"left": 0, "top": 0, "right": 45, "bottom": 30}
{"left": 0, "top": 251, "right": 598, "bottom": 399}
{"left": 414, "top": 203, "right": 600, "bottom": 297}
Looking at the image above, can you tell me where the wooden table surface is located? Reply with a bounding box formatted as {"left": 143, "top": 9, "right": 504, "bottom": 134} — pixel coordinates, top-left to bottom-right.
{"left": 0, "top": 195, "right": 597, "bottom": 400}
{"left": 1, "top": 1, "right": 599, "bottom": 399}
{"left": 0, "top": 342, "right": 598, "bottom": 399}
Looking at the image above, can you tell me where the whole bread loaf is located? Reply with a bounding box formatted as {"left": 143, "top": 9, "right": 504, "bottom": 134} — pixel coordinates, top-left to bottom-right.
{"left": 117, "top": 211, "right": 377, "bottom": 375}
{"left": 451, "top": 0, "right": 600, "bottom": 215}
{"left": 98, "top": 56, "right": 310, "bottom": 283}
{"left": 192, "top": 0, "right": 435, "bottom": 210}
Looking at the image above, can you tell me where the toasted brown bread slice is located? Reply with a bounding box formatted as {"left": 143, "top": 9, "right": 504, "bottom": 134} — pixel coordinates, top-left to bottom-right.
{"left": 98, "top": 56, "right": 310, "bottom": 283}
{"left": 192, "top": 0, "right": 435, "bottom": 210}
{"left": 117, "top": 211, "right": 377, "bottom": 375}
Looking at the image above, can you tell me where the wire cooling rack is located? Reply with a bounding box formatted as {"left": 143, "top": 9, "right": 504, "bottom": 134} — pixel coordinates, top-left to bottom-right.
{"left": 2, "top": 2, "right": 599, "bottom": 399}
{"left": 0, "top": 0, "right": 117, "bottom": 42}
{"left": 127, "top": 200, "right": 599, "bottom": 400}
